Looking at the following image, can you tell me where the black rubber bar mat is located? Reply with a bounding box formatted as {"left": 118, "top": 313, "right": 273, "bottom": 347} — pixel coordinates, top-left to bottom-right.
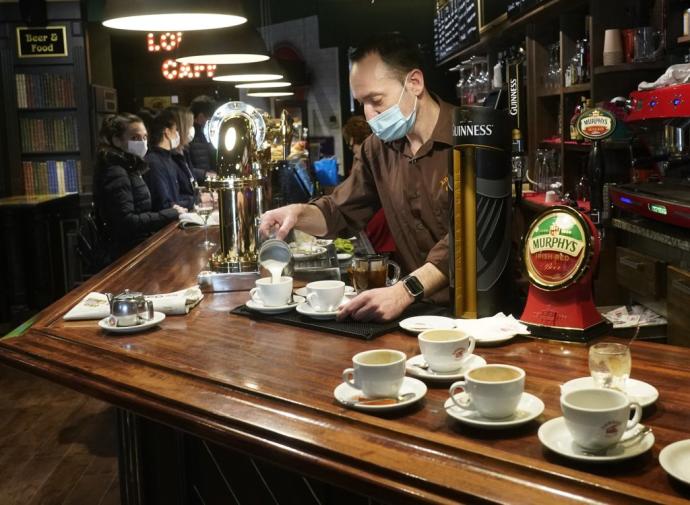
{"left": 230, "top": 302, "right": 451, "bottom": 340}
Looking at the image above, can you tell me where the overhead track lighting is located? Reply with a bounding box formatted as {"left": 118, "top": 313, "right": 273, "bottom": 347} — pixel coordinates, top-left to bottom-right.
{"left": 102, "top": 0, "right": 246, "bottom": 31}
{"left": 176, "top": 26, "right": 269, "bottom": 65}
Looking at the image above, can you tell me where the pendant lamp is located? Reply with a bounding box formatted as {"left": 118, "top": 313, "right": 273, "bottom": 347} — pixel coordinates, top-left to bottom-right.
{"left": 235, "top": 81, "right": 291, "bottom": 89}
{"left": 247, "top": 92, "right": 294, "bottom": 97}
{"left": 176, "top": 26, "right": 269, "bottom": 65}
{"left": 102, "top": 0, "right": 246, "bottom": 31}
{"left": 213, "top": 59, "right": 284, "bottom": 82}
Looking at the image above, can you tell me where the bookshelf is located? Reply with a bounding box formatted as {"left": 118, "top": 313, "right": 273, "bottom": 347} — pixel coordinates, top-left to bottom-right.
{"left": 0, "top": 2, "right": 92, "bottom": 198}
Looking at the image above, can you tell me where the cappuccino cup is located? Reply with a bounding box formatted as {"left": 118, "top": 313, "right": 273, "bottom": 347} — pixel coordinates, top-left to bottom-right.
{"left": 449, "top": 364, "right": 525, "bottom": 419}
{"left": 250, "top": 276, "right": 293, "bottom": 307}
{"left": 342, "top": 349, "right": 406, "bottom": 398}
{"left": 306, "top": 280, "right": 345, "bottom": 312}
{"left": 418, "top": 329, "right": 476, "bottom": 373}
{"left": 561, "top": 388, "right": 642, "bottom": 451}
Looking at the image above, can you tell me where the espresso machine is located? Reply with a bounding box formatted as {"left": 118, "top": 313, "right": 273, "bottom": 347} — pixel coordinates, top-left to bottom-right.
{"left": 198, "top": 102, "right": 267, "bottom": 291}
{"left": 609, "top": 83, "right": 690, "bottom": 228}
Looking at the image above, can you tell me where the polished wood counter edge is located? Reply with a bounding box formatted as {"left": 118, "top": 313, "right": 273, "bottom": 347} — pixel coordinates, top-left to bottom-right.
{"left": 2, "top": 224, "right": 690, "bottom": 505}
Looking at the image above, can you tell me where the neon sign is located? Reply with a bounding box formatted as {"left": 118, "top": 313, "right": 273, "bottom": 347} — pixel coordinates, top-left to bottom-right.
{"left": 147, "top": 32, "right": 182, "bottom": 52}
{"left": 161, "top": 59, "right": 216, "bottom": 80}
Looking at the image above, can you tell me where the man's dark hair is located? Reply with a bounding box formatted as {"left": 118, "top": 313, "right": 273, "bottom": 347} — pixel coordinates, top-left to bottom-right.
{"left": 349, "top": 32, "right": 423, "bottom": 80}
{"left": 190, "top": 95, "right": 216, "bottom": 120}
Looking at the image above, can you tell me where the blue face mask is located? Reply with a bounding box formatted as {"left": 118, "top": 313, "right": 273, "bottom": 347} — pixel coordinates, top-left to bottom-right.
{"left": 367, "top": 75, "right": 418, "bottom": 142}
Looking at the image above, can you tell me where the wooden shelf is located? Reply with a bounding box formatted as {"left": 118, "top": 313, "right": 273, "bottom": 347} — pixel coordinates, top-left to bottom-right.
{"left": 18, "top": 107, "right": 77, "bottom": 113}
{"left": 437, "top": 0, "right": 588, "bottom": 66}
{"left": 536, "top": 88, "right": 561, "bottom": 97}
{"left": 563, "top": 83, "right": 591, "bottom": 94}
{"left": 678, "top": 35, "right": 690, "bottom": 44}
{"left": 593, "top": 61, "right": 668, "bottom": 75}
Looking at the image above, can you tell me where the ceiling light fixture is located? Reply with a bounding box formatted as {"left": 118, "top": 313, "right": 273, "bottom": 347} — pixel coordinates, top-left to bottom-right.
{"left": 247, "top": 91, "right": 294, "bottom": 97}
{"left": 102, "top": 0, "right": 246, "bottom": 31}
{"left": 213, "top": 59, "right": 284, "bottom": 82}
{"left": 235, "top": 81, "right": 291, "bottom": 89}
{"left": 176, "top": 26, "right": 269, "bottom": 65}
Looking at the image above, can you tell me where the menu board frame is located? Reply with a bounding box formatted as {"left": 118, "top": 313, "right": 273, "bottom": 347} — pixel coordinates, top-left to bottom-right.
{"left": 478, "top": 0, "right": 509, "bottom": 33}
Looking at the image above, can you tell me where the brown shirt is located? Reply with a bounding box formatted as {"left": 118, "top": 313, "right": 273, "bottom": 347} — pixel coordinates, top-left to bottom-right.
{"left": 312, "top": 97, "right": 453, "bottom": 299}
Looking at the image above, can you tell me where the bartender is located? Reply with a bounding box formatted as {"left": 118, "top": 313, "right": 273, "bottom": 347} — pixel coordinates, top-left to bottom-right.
{"left": 260, "top": 33, "right": 454, "bottom": 322}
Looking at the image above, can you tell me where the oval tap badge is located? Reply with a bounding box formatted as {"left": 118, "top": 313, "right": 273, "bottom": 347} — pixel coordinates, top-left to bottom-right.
{"left": 576, "top": 107, "right": 616, "bottom": 141}
{"left": 523, "top": 206, "right": 592, "bottom": 290}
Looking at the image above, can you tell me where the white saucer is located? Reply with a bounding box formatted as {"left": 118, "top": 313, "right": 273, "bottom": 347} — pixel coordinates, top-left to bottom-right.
{"left": 294, "top": 286, "right": 355, "bottom": 298}
{"left": 98, "top": 311, "right": 166, "bottom": 334}
{"left": 538, "top": 417, "right": 654, "bottom": 462}
{"left": 399, "top": 315, "right": 456, "bottom": 334}
{"left": 337, "top": 253, "right": 353, "bottom": 261}
{"left": 334, "top": 376, "right": 427, "bottom": 412}
{"left": 296, "top": 301, "right": 346, "bottom": 320}
{"left": 471, "top": 333, "right": 518, "bottom": 346}
{"left": 659, "top": 439, "right": 690, "bottom": 485}
{"left": 246, "top": 295, "right": 305, "bottom": 315}
{"left": 560, "top": 377, "right": 659, "bottom": 408}
{"left": 445, "top": 392, "right": 544, "bottom": 429}
{"left": 290, "top": 244, "right": 327, "bottom": 260}
{"left": 405, "top": 354, "right": 486, "bottom": 381}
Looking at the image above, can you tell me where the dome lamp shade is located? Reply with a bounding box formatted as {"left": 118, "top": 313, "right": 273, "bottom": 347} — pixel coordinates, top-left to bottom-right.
{"left": 176, "top": 26, "right": 269, "bottom": 65}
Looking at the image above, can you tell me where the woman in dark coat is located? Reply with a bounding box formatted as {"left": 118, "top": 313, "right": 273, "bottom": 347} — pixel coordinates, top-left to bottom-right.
{"left": 93, "top": 113, "right": 184, "bottom": 260}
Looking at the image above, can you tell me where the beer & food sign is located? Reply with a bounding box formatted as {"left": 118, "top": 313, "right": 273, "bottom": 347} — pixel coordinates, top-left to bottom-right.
{"left": 524, "top": 207, "right": 591, "bottom": 290}
{"left": 16, "top": 26, "right": 68, "bottom": 58}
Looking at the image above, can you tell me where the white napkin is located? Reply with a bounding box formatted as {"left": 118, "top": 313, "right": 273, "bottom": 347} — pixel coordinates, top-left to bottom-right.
{"left": 178, "top": 210, "right": 219, "bottom": 228}
{"left": 454, "top": 312, "right": 531, "bottom": 342}
{"left": 63, "top": 286, "right": 204, "bottom": 320}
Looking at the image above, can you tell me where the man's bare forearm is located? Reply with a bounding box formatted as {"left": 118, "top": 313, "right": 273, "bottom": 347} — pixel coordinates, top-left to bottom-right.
{"left": 293, "top": 204, "right": 328, "bottom": 237}
{"left": 409, "top": 262, "right": 448, "bottom": 299}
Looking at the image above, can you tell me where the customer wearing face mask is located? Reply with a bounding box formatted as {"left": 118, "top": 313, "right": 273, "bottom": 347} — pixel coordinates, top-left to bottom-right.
{"left": 168, "top": 105, "right": 198, "bottom": 208}
{"left": 260, "top": 33, "right": 453, "bottom": 323}
{"left": 144, "top": 108, "right": 193, "bottom": 211}
{"left": 93, "top": 113, "right": 185, "bottom": 260}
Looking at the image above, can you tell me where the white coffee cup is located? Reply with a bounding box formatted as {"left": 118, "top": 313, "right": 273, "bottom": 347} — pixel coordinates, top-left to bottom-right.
{"left": 306, "top": 280, "right": 345, "bottom": 312}
{"left": 250, "top": 276, "right": 293, "bottom": 307}
{"left": 418, "top": 328, "right": 476, "bottom": 373}
{"left": 342, "top": 349, "right": 406, "bottom": 399}
{"left": 561, "top": 388, "right": 642, "bottom": 451}
{"left": 449, "top": 364, "right": 525, "bottom": 419}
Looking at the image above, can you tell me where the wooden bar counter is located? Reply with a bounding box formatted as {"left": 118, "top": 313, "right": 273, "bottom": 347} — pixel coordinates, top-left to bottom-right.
{"left": 2, "top": 224, "right": 690, "bottom": 504}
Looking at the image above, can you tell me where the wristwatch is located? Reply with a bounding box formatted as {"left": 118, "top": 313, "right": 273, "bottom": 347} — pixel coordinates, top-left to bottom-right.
{"left": 402, "top": 275, "right": 424, "bottom": 302}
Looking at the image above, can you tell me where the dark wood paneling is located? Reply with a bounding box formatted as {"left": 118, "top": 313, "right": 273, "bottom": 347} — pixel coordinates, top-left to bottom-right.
{"left": 1, "top": 224, "right": 690, "bottom": 504}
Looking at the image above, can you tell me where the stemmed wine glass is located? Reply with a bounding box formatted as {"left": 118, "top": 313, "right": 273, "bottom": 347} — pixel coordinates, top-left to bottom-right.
{"left": 194, "top": 186, "right": 216, "bottom": 249}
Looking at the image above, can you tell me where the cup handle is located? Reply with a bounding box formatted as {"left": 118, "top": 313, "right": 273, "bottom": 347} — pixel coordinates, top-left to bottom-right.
{"left": 465, "top": 336, "right": 476, "bottom": 359}
{"left": 626, "top": 401, "right": 643, "bottom": 431}
{"left": 653, "top": 29, "right": 664, "bottom": 58}
{"left": 342, "top": 368, "right": 358, "bottom": 389}
{"left": 449, "top": 381, "right": 471, "bottom": 409}
{"left": 387, "top": 260, "right": 401, "bottom": 286}
{"left": 306, "top": 292, "right": 317, "bottom": 308}
{"left": 250, "top": 288, "right": 261, "bottom": 303}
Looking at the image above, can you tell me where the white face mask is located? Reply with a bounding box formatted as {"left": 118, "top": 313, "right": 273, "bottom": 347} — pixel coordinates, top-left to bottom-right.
{"left": 187, "top": 126, "right": 195, "bottom": 144}
{"left": 126, "top": 140, "right": 147, "bottom": 158}
{"left": 169, "top": 130, "right": 181, "bottom": 150}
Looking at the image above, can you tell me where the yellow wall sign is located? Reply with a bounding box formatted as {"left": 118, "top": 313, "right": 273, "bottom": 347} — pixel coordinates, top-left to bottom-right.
{"left": 16, "top": 26, "right": 68, "bottom": 58}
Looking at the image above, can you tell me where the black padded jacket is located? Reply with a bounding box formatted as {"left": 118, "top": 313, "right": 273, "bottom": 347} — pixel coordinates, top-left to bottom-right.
{"left": 93, "top": 147, "right": 178, "bottom": 259}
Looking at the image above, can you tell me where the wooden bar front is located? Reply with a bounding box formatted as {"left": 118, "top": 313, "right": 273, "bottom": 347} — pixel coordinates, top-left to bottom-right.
{"left": 1, "top": 224, "right": 690, "bottom": 504}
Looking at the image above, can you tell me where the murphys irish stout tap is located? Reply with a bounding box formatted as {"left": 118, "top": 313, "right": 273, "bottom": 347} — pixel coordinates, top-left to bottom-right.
{"left": 450, "top": 106, "right": 512, "bottom": 318}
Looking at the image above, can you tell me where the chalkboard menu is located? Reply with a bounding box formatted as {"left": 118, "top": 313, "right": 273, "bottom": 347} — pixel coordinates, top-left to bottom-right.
{"left": 479, "top": 0, "right": 509, "bottom": 31}
{"left": 433, "top": 0, "right": 479, "bottom": 63}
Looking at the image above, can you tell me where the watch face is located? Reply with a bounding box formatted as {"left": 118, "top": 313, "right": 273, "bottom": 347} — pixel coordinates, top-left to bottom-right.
{"left": 405, "top": 276, "right": 424, "bottom": 297}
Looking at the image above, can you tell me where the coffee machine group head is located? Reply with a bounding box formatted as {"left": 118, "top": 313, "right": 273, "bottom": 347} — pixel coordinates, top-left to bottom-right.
{"left": 205, "top": 102, "right": 267, "bottom": 273}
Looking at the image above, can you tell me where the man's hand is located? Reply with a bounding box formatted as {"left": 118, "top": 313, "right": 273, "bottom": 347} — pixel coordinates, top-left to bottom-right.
{"left": 337, "top": 282, "right": 414, "bottom": 323}
{"left": 259, "top": 205, "right": 301, "bottom": 239}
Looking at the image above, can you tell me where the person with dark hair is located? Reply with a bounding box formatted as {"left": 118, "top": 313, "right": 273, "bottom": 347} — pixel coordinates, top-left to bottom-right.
{"left": 144, "top": 108, "right": 192, "bottom": 211}
{"left": 93, "top": 113, "right": 184, "bottom": 260}
{"left": 167, "top": 105, "right": 198, "bottom": 209}
{"left": 261, "top": 32, "right": 453, "bottom": 322}
{"left": 342, "top": 115, "right": 396, "bottom": 255}
{"left": 188, "top": 95, "right": 217, "bottom": 180}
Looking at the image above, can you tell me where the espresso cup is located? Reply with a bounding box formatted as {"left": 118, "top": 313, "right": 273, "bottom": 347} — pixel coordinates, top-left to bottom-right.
{"left": 449, "top": 364, "right": 525, "bottom": 419}
{"left": 418, "top": 329, "right": 476, "bottom": 373}
{"left": 342, "top": 349, "right": 406, "bottom": 399}
{"left": 249, "top": 276, "right": 293, "bottom": 307}
{"left": 561, "top": 388, "right": 642, "bottom": 451}
{"left": 306, "top": 280, "right": 345, "bottom": 312}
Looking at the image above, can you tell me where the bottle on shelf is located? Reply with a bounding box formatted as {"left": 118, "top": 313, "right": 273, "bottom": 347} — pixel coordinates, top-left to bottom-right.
{"left": 569, "top": 96, "right": 588, "bottom": 142}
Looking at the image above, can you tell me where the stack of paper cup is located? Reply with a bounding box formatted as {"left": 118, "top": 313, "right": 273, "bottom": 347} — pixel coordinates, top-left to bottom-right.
{"left": 603, "top": 29, "right": 623, "bottom": 66}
